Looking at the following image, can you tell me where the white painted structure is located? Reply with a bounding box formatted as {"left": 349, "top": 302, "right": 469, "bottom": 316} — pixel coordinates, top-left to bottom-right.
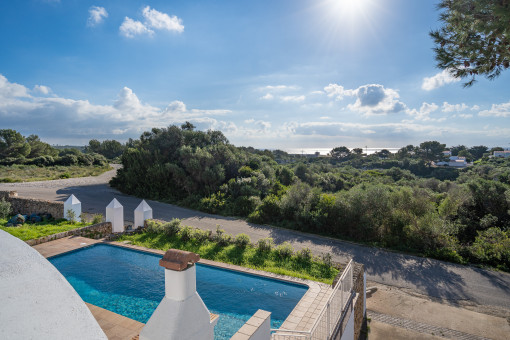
{"left": 340, "top": 307, "right": 355, "bottom": 340}
{"left": 106, "top": 198, "right": 124, "bottom": 233}
{"left": 64, "top": 194, "right": 81, "bottom": 221}
{"left": 134, "top": 200, "right": 153, "bottom": 228}
{"left": 494, "top": 150, "right": 510, "bottom": 158}
{"left": 140, "top": 250, "right": 218, "bottom": 340}
{"left": 0, "top": 230, "right": 107, "bottom": 339}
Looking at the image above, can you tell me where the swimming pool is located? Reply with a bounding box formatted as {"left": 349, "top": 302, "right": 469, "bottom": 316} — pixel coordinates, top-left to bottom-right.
{"left": 49, "top": 244, "right": 308, "bottom": 339}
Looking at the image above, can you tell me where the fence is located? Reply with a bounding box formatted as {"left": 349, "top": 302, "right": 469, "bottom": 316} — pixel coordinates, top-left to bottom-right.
{"left": 271, "top": 260, "right": 354, "bottom": 340}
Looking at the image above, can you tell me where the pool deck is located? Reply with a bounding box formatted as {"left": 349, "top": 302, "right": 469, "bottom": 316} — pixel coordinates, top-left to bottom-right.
{"left": 34, "top": 236, "right": 333, "bottom": 339}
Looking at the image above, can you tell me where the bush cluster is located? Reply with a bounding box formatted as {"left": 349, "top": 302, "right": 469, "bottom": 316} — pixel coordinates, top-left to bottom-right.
{"left": 141, "top": 219, "right": 336, "bottom": 269}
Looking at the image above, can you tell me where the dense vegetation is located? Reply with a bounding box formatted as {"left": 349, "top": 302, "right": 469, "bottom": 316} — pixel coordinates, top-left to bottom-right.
{"left": 117, "top": 219, "right": 338, "bottom": 284}
{"left": 0, "top": 129, "right": 111, "bottom": 182}
{"left": 112, "top": 124, "right": 510, "bottom": 271}
{"left": 0, "top": 129, "right": 108, "bottom": 167}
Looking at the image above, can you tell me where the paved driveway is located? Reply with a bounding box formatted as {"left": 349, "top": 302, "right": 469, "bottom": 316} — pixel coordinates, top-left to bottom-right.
{"left": 2, "top": 167, "right": 509, "bottom": 314}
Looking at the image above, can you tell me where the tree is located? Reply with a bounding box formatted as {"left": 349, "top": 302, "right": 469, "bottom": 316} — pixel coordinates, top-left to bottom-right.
{"left": 0, "top": 129, "right": 30, "bottom": 158}
{"left": 26, "top": 134, "right": 57, "bottom": 158}
{"left": 450, "top": 145, "right": 467, "bottom": 156}
{"left": 376, "top": 149, "right": 392, "bottom": 159}
{"left": 430, "top": 0, "right": 510, "bottom": 87}
{"left": 352, "top": 148, "right": 364, "bottom": 155}
{"left": 469, "top": 145, "right": 488, "bottom": 160}
{"left": 419, "top": 141, "right": 446, "bottom": 164}
{"left": 458, "top": 149, "right": 474, "bottom": 162}
{"left": 329, "top": 146, "right": 351, "bottom": 159}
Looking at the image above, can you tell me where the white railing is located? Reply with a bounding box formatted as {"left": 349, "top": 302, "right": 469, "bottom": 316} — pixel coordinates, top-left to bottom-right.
{"left": 271, "top": 260, "right": 354, "bottom": 340}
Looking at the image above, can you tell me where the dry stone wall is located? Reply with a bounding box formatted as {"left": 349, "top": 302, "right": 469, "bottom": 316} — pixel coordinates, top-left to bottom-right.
{"left": 0, "top": 191, "right": 64, "bottom": 219}
{"left": 25, "top": 222, "right": 112, "bottom": 246}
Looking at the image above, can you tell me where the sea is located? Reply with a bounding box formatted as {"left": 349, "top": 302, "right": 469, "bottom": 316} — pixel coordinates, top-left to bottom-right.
{"left": 280, "top": 147, "right": 400, "bottom": 156}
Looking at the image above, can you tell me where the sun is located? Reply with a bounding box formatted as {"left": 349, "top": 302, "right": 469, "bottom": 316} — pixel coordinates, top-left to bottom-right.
{"left": 333, "top": 0, "right": 371, "bottom": 15}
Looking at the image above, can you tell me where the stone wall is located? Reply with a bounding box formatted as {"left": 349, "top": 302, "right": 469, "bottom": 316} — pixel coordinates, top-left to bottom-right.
{"left": 25, "top": 222, "right": 112, "bottom": 246}
{"left": 0, "top": 191, "right": 64, "bottom": 219}
{"left": 352, "top": 262, "right": 366, "bottom": 340}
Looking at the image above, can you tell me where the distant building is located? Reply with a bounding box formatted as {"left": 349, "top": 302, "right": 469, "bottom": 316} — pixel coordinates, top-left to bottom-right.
{"left": 435, "top": 156, "right": 469, "bottom": 168}
{"left": 493, "top": 151, "right": 510, "bottom": 158}
{"left": 442, "top": 150, "right": 452, "bottom": 157}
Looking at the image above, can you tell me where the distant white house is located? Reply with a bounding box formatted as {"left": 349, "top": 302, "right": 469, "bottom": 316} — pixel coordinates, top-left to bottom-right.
{"left": 435, "top": 155, "right": 469, "bottom": 168}
{"left": 493, "top": 150, "right": 510, "bottom": 158}
{"left": 442, "top": 150, "right": 452, "bottom": 157}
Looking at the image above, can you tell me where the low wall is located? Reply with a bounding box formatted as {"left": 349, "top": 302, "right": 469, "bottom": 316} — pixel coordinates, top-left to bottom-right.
{"left": 0, "top": 191, "right": 64, "bottom": 219}
{"left": 25, "top": 222, "right": 112, "bottom": 246}
{"left": 231, "top": 310, "right": 271, "bottom": 340}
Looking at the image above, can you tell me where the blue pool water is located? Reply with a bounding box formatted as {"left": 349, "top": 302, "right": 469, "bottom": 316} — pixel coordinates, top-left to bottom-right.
{"left": 49, "top": 244, "right": 307, "bottom": 339}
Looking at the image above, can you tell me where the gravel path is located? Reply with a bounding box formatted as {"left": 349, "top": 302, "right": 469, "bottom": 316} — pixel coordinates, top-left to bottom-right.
{"left": 2, "top": 166, "right": 510, "bottom": 315}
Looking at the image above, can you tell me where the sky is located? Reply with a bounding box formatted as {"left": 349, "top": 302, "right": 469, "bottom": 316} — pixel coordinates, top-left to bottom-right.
{"left": 0, "top": 0, "right": 509, "bottom": 150}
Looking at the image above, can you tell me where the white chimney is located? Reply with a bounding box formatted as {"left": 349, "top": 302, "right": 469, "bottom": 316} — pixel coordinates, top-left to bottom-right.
{"left": 105, "top": 198, "right": 124, "bottom": 233}
{"left": 140, "top": 249, "right": 218, "bottom": 340}
{"left": 134, "top": 200, "right": 153, "bottom": 228}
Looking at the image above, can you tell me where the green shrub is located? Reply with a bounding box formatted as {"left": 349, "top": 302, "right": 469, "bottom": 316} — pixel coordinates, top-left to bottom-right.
{"left": 66, "top": 209, "right": 76, "bottom": 223}
{"left": 234, "top": 233, "right": 251, "bottom": 248}
{"left": 179, "top": 226, "right": 194, "bottom": 242}
{"left": 162, "top": 219, "right": 181, "bottom": 236}
{"left": 321, "top": 252, "right": 333, "bottom": 267}
{"left": 145, "top": 219, "right": 163, "bottom": 233}
{"left": 297, "top": 247, "right": 313, "bottom": 263}
{"left": 92, "top": 213, "right": 103, "bottom": 224}
{"left": 60, "top": 172, "right": 71, "bottom": 179}
{"left": 257, "top": 237, "right": 273, "bottom": 253}
{"left": 0, "top": 198, "right": 11, "bottom": 219}
{"left": 275, "top": 242, "right": 293, "bottom": 259}
{"left": 215, "top": 226, "right": 233, "bottom": 246}
{"left": 193, "top": 229, "right": 210, "bottom": 243}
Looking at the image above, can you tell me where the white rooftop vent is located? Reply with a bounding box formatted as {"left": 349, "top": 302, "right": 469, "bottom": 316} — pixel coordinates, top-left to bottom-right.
{"left": 64, "top": 194, "right": 81, "bottom": 221}
{"left": 134, "top": 200, "right": 153, "bottom": 228}
{"left": 140, "top": 249, "right": 218, "bottom": 340}
{"left": 106, "top": 198, "right": 124, "bottom": 233}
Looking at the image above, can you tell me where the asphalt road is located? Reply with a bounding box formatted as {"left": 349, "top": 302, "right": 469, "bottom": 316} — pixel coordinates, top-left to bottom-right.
{"left": 2, "top": 166, "right": 510, "bottom": 313}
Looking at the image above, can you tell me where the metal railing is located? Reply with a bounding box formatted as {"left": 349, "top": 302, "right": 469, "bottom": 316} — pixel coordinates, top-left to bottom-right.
{"left": 271, "top": 260, "right": 354, "bottom": 340}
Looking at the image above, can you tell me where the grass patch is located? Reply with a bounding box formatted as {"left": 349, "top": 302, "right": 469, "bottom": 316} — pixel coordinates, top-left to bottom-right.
{"left": 0, "top": 218, "right": 90, "bottom": 241}
{"left": 117, "top": 222, "right": 339, "bottom": 284}
{"left": 0, "top": 164, "right": 112, "bottom": 182}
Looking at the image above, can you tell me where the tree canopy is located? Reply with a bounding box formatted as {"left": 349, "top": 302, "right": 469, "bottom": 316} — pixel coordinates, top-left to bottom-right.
{"left": 430, "top": 0, "right": 510, "bottom": 87}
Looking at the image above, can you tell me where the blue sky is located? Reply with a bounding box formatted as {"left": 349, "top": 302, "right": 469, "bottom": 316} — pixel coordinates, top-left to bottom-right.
{"left": 1, "top": 0, "right": 509, "bottom": 150}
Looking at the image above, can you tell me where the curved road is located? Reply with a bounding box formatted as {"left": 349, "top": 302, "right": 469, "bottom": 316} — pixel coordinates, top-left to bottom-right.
{"left": 2, "top": 166, "right": 509, "bottom": 315}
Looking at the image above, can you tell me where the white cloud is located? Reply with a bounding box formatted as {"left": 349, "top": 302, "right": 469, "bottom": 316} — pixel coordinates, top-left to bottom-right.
{"left": 280, "top": 95, "right": 305, "bottom": 103}
{"left": 244, "top": 118, "right": 255, "bottom": 124}
{"left": 87, "top": 6, "right": 108, "bottom": 27}
{"left": 260, "top": 93, "right": 273, "bottom": 100}
{"left": 0, "top": 74, "right": 230, "bottom": 141}
{"left": 33, "top": 85, "right": 51, "bottom": 95}
{"left": 324, "top": 83, "right": 355, "bottom": 100}
{"left": 0, "top": 74, "right": 30, "bottom": 99}
{"left": 422, "top": 69, "right": 460, "bottom": 91}
{"left": 478, "top": 101, "right": 510, "bottom": 117}
{"left": 120, "top": 17, "right": 154, "bottom": 38}
{"left": 120, "top": 7, "right": 184, "bottom": 38}
{"left": 457, "top": 114, "right": 473, "bottom": 119}
{"left": 471, "top": 105, "right": 480, "bottom": 111}
{"left": 407, "top": 102, "right": 439, "bottom": 121}
{"left": 348, "top": 84, "right": 406, "bottom": 115}
{"left": 442, "top": 102, "right": 469, "bottom": 113}
{"left": 262, "top": 85, "right": 298, "bottom": 92}
{"left": 142, "top": 6, "right": 184, "bottom": 33}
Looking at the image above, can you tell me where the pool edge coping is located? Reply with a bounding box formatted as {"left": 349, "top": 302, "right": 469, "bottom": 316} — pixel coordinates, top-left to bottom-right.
{"left": 38, "top": 236, "right": 333, "bottom": 333}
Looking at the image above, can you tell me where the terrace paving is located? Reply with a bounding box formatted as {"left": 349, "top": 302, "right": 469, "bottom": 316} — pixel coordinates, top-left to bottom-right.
{"left": 35, "top": 236, "right": 333, "bottom": 339}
